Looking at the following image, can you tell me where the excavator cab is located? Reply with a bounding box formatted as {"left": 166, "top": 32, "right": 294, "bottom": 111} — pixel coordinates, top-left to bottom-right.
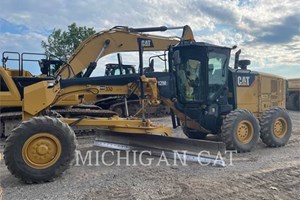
{"left": 39, "top": 59, "right": 64, "bottom": 76}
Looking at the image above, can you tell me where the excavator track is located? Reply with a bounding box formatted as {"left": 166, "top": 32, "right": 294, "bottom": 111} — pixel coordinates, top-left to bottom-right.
{"left": 0, "top": 108, "right": 117, "bottom": 138}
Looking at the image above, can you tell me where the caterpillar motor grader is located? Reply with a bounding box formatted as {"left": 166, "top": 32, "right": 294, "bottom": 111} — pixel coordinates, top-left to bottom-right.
{"left": 2, "top": 25, "right": 292, "bottom": 183}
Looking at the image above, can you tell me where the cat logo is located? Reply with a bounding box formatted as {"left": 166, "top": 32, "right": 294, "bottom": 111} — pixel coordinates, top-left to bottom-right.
{"left": 237, "top": 76, "right": 250, "bottom": 86}
{"left": 158, "top": 80, "right": 167, "bottom": 86}
{"left": 236, "top": 75, "right": 256, "bottom": 87}
{"left": 137, "top": 38, "right": 154, "bottom": 48}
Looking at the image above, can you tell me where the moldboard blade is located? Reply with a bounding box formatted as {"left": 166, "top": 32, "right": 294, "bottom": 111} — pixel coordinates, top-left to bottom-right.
{"left": 93, "top": 131, "right": 226, "bottom": 167}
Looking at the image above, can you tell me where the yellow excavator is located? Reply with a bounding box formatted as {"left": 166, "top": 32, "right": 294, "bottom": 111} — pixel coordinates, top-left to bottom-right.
{"left": 1, "top": 25, "right": 292, "bottom": 183}
{"left": 0, "top": 26, "right": 189, "bottom": 137}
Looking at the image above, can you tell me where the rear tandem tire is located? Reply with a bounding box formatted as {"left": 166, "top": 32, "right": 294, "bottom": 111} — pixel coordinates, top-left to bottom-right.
{"left": 182, "top": 126, "right": 208, "bottom": 140}
{"left": 259, "top": 107, "right": 292, "bottom": 147}
{"left": 221, "top": 109, "right": 260, "bottom": 153}
{"left": 4, "top": 116, "right": 77, "bottom": 183}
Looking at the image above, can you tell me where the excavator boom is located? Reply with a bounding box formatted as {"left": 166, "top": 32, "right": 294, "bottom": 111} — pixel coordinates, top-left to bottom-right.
{"left": 56, "top": 25, "right": 194, "bottom": 79}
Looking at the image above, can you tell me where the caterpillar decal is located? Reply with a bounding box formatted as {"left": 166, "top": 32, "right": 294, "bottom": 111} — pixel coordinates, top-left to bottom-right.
{"left": 236, "top": 74, "right": 256, "bottom": 87}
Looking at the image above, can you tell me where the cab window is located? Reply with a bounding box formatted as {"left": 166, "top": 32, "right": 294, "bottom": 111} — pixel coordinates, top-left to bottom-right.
{"left": 114, "top": 69, "right": 121, "bottom": 75}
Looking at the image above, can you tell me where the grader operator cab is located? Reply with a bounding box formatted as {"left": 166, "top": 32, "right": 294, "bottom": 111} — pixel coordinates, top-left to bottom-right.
{"left": 1, "top": 25, "right": 292, "bottom": 184}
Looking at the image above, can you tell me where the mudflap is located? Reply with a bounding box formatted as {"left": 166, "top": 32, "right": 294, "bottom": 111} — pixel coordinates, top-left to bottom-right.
{"left": 94, "top": 131, "right": 226, "bottom": 167}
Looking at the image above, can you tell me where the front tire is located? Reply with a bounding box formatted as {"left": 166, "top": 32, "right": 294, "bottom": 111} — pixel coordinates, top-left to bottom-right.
{"left": 260, "top": 107, "right": 292, "bottom": 147}
{"left": 221, "top": 109, "right": 260, "bottom": 152}
{"left": 4, "top": 116, "right": 77, "bottom": 183}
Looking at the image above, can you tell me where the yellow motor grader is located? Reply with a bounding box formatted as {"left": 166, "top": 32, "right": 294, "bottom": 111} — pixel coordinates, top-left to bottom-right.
{"left": 0, "top": 25, "right": 292, "bottom": 183}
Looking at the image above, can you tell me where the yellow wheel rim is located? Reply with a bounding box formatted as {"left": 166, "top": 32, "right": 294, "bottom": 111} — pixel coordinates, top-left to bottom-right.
{"left": 22, "top": 133, "right": 62, "bottom": 169}
{"left": 236, "top": 120, "right": 254, "bottom": 144}
{"left": 273, "top": 117, "right": 287, "bottom": 138}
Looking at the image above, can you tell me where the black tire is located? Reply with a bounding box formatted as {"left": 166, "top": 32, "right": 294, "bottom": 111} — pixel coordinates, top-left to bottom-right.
{"left": 260, "top": 107, "right": 292, "bottom": 147}
{"left": 4, "top": 116, "right": 77, "bottom": 183}
{"left": 221, "top": 109, "right": 260, "bottom": 153}
{"left": 182, "top": 126, "right": 208, "bottom": 140}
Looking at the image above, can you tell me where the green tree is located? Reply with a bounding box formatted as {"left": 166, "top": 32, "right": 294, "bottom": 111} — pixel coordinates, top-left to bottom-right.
{"left": 41, "top": 23, "right": 96, "bottom": 61}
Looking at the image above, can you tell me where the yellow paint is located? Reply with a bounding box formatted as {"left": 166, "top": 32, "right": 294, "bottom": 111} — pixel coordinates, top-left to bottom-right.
{"left": 237, "top": 74, "right": 286, "bottom": 114}
{"left": 273, "top": 117, "right": 288, "bottom": 138}
{"left": 62, "top": 117, "right": 172, "bottom": 136}
{"left": 22, "top": 133, "right": 62, "bottom": 169}
{"left": 0, "top": 68, "right": 21, "bottom": 103}
{"left": 236, "top": 76, "right": 259, "bottom": 113}
{"left": 23, "top": 81, "right": 59, "bottom": 118}
{"left": 236, "top": 120, "right": 254, "bottom": 144}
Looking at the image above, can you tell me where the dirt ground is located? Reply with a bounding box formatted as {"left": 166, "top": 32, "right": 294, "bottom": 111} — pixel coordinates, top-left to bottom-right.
{"left": 0, "top": 111, "right": 299, "bottom": 200}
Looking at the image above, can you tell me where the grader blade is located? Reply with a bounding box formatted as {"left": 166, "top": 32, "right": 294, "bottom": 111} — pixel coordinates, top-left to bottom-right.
{"left": 94, "top": 131, "right": 226, "bottom": 167}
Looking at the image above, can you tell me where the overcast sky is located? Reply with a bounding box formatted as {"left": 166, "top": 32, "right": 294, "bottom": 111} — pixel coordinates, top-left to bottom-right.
{"left": 0, "top": 0, "right": 299, "bottom": 78}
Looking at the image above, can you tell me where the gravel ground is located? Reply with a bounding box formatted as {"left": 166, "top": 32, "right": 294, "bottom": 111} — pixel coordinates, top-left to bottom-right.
{"left": 0, "top": 111, "right": 299, "bottom": 200}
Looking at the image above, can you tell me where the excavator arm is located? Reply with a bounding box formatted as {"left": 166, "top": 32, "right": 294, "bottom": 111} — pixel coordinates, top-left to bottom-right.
{"left": 55, "top": 25, "right": 194, "bottom": 79}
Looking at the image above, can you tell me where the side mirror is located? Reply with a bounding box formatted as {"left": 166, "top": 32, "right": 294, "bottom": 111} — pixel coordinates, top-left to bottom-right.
{"left": 173, "top": 50, "right": 181, "bottom": 66}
